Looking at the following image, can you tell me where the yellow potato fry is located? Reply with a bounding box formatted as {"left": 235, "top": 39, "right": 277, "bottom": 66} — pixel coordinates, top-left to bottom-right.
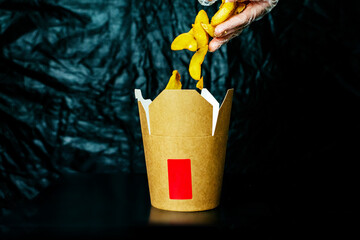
{"left": 165, "top": 70, "right": 182, "bottom": 90}
{"left": 211, "top": 2, "right": 236, "bottom": 26}
{"left": 196, "top": 76, "right": 204, "bottom": 90}
{"left": 189, "top": 45, "right": 208, "bottom": 80}
{"left": 234, "top": 3, "right": 246, "bottom": 15}
{"left": 201, "top": 23, "right": 215, "bottom": 38}
{"left": 219, "top": 0, "right": 225, "bottom": 9}
{"left": 194, "top": 10, "right": 209, "bottom": 25}
{"left": 193, "top": 22, "right": 209, "bottom": 48}
{"left": 171, "top": 31, "right": 197, "bottom": 52}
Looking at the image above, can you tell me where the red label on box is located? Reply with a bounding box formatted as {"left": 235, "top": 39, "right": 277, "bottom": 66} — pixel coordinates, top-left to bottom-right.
{"left": 167, "top": 159, "right": 192, "bottom": 200}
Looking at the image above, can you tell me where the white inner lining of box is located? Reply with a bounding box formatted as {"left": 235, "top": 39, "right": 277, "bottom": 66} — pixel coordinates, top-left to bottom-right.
{"left": 135, "top": 89, "right": 219, "bottom": 136}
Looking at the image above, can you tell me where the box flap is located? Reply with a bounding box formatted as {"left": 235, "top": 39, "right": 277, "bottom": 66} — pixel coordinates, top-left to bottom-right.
{"left": 137, "top": 101, "right": 150, "bottom": 136}
{"left": 149, "top": 90, "right": 213, "bottom": 137}
{"left": 201, "top": 88, "right": 220, "bottom": 136}
{"left": 135, "top": 88, "right": 233, "bottom": 137}
{"left": 214, "top": 89, "right": 233, "bottom": 136}
{"left": 135, "top": 89, "right": 152, "bottom": 135}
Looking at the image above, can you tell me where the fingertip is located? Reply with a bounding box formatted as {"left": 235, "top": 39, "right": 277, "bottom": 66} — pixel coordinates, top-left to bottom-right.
{"left": 214, "top": 26, "right": 224, "bottom": 38}
{"left": 208, "top": 40, "right": 217, "bottom": 52}
{"left": 208, "top": 42, "right": 216, "bottom": 52}
{"left": 208, "top": 38, "right": 222, "bottom": 52}
{"left": 213, "top": 16, "right": 237, "bottom": 37}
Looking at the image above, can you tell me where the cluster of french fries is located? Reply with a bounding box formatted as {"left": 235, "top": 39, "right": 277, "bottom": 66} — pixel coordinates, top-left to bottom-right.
{"left": 166, "top": 0, "right": 247, "bottom": 90}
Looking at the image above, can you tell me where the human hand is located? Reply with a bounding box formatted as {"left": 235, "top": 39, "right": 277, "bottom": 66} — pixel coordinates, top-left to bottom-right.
{"left": 209, "top": 0, "right": 279, "bottom": 52}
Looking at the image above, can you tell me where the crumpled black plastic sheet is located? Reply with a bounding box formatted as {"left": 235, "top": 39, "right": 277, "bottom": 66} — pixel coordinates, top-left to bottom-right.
{"left": 1, "top": 0, "right": 359, "bottom": 211}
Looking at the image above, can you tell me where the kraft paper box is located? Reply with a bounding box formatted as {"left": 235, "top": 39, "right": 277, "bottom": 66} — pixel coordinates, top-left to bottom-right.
{"left": 135, "top": 88, "right": 233, "bottom": 212}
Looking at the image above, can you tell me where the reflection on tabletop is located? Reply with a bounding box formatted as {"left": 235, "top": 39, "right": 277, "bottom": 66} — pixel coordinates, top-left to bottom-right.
{"left": 148, "top": 206, "right": 219, "bottom": 226}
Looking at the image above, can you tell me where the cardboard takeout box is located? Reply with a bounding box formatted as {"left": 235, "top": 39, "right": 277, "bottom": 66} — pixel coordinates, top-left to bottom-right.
{"left": 135, "top": 88, "right": 233, "bottom": 212}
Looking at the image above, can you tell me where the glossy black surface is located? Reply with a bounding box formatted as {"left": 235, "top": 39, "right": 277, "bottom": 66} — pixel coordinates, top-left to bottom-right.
{"left": 0, "top": 173, "right": 355, "bottom": 239}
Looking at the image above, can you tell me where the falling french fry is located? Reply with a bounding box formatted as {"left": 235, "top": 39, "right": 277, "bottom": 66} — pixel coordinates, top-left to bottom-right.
{"left": 189, "top": 45, "right": 208, "bottom": 81}
{"left": 165, "top": 70, "right": 182, "bottom": 90}
{"left": 196, "top": 76, "right": 204, "bottom": 90}
{"left": 171, "top": 30, "right": 198, "bottom": 52}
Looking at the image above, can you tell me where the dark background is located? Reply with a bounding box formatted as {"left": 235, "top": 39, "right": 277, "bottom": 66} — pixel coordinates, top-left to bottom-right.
{"left": 0, "top": 0, "right": 358, "bottom": 235}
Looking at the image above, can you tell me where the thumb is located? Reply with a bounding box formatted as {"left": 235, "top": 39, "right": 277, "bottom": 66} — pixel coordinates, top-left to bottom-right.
{"left": 214, "top": 1, "right": 273, "bottom": 37}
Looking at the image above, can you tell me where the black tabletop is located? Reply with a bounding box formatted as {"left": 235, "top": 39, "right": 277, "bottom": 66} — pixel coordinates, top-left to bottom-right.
{"left": 0, "top": 173, "right": 355, "bottom": 239}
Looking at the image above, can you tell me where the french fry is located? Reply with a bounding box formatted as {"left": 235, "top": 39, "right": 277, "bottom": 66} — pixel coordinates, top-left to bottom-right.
{"left": 234, "top": 3, "right": 246, "bottom": 15}
{"left": 189, "top": 45, "right": 208, "bottom": 80}
{"left": 219, "top": 0, "right": 225, "bottom": 9}
{"left": 193, "top": 10, "right": 210, "bottom": 48}
{"left": 193, "top": 22, "right": 209, "bottom": 48}
{"left": 165, "top": 70, "right": 182, "bottom": 90}
{"left": 196, "top": 76, "right": 204, "bottom": 90}
{"left": 194, "top": 9, "right": 209, "bottom": 25}
{"left": 201, "top": 23, "right": 215, "bottom": 37}
{"left": 211, "top": 2, "right": 237, "bottom": 26}
{"left": 171, "top": 30, "right": 198, "bottom": 52}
